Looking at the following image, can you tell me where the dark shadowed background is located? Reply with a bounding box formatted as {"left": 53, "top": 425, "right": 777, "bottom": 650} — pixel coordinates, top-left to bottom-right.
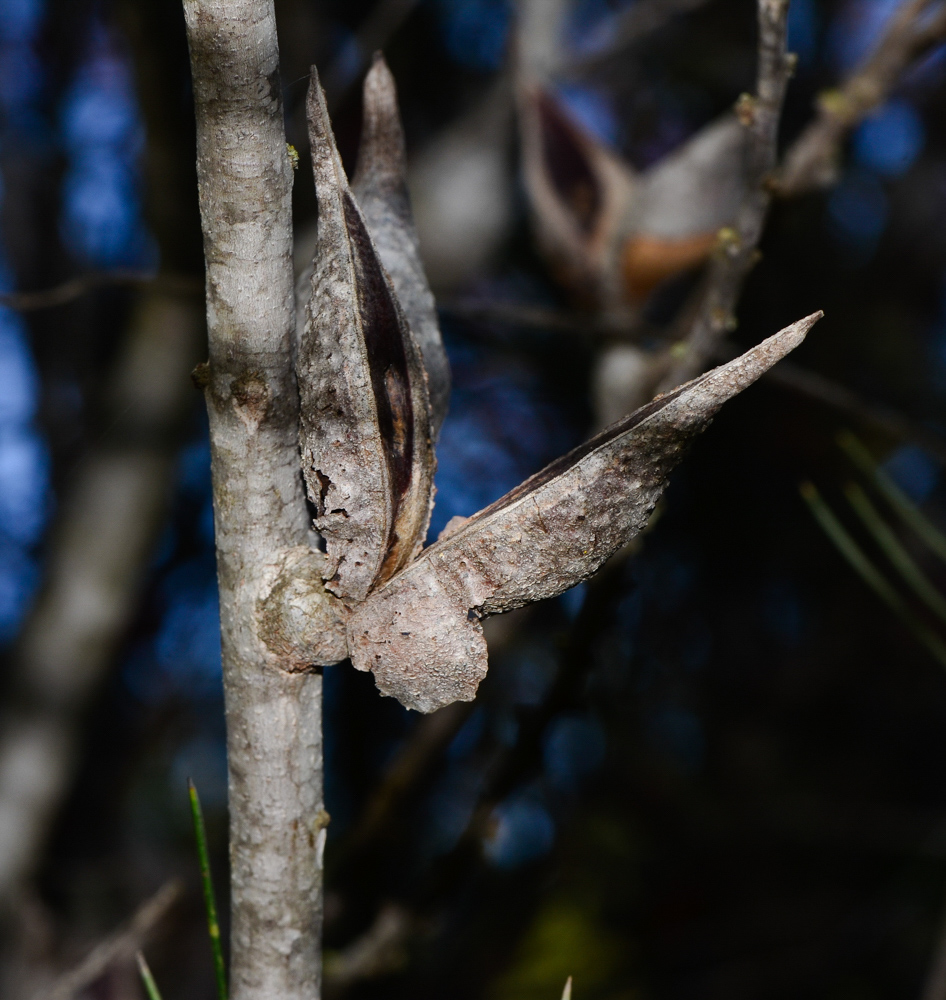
{"left": 3, "top": 1, "right": 946, "bottom": 998}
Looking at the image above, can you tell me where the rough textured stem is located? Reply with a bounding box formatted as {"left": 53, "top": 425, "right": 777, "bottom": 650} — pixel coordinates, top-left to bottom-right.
{"left": 182, "top": 3, "right": 337, "bottom": 997}
{"left": 657, "top": 0, "right": 793, "bottom": 394}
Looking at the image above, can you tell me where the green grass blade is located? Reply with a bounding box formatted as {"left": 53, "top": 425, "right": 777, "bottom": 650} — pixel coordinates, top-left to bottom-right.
{"left": 837, "top": 431, "right": 946, "bottom": 565}
{"left": 844, "top": 481, "right": 946, "bottom": 628}
{"left": 136, "top": 951, "right": 164, "bottom": 1000}
{"left": 801, "top": 482, "right": 946, "bottom": 670}
{"left": 189, "top": 779, "right": 228, "bottom": 1000}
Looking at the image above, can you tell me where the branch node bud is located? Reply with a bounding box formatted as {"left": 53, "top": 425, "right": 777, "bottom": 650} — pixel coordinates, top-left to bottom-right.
{"left": 735, "top": 93, "right": 757, "bottom": 127}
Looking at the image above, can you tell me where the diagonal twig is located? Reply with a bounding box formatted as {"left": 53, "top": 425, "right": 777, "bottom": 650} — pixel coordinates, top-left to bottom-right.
{"left": 657, "top": 0, "right": 794, "bottom": 394}
{"left": 323, "top": 904, "right": 412, "bottom": 993}
{"left": 330, "top": 701, "right": 473, "bottom": 876}
{"left": 779, "top": 0, "right": 946, "bottom": 196}
{"left": 0, "top": 271, "right": 201, "bottom": 311}
{"left": 564, "top": 0, "right": 712, "bottom": 77}
{"left": 41, "top": 881, "right": 182, "bottom": 1000}
{"left": 763, "top": 357, "right": 946, "bottom": 465}
{"left": 641, "top": 0, "right": 945, "bottom": 405}
{"left": 443, "top": 297, "right": 946, "bottom": 462}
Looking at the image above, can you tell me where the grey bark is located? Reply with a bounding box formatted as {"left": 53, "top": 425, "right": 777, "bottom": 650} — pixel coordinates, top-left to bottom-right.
{"left": 565, "top": 0, "right": 711, "bottom": 77}
{"left": 182, "top": 3, "right": 341, "bottom": 998}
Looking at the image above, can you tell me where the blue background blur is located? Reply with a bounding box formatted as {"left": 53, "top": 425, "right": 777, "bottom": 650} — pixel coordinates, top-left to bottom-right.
{"left": 3, "top": 1, "right": 946, "bottom": 998}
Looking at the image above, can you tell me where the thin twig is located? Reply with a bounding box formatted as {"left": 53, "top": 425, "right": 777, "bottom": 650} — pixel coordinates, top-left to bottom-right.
{"left": 440, "top": 299, "right": 648, "bottom": 341}
{"left": 324, "top": 904, "right": 412, "bottom": 993}
{"left": 657, "top": 0, "right": 793, "bottom": 393}
{"left": 41, "top": 881, "right": 181, "bottom": 1000}
{"left": 445, "top": 545, "right": 644, "bottom": 856}
{"left": 616, "top": 0, "right": 945, "bottom": 408}
{"left": 764, "top": 357, "right": 946, "bottom": 465}
{"left": 333, "top": 702, "right": 472, "bottom": 873}
{"left": 0, "top": 271, "right": 201, "bottom": 312}
{"left": 564, "top": 0, "right": 711, "bottom": 77}
{"left": 448, "top": 297, "right": 946, "bottom": 461}
{"left": 779, "top": 0, "right": 946, "bottom": 195}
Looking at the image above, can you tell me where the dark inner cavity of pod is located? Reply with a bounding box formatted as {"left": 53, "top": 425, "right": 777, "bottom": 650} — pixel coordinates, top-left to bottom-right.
{"left": 342, "top": 190, "right": 415, "bottom": 506}
{"left": 537, "top": 91, "right": 602, "bottom": 236}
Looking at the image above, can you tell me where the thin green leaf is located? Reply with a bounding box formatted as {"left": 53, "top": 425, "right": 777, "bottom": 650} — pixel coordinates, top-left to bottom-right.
{"left": 189, "top": 779, "right": 228, "bottom": 1000}
{"left": 136, "top": 951, "right": 164, "bottom": 1000}
{"left": 801, "top": 482, "right": 946, "bottom": 670}
{"left": 838, "top": 431, "right": 946, "bottom": 565}
{"left": 844, "top": 481, "right": 946, "bottom": 628}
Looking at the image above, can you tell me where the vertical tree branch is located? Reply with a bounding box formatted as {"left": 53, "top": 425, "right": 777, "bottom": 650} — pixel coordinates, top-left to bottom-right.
{"left": 656, "top": 0, "right": 793, "bottom": 393}
{"left": 182, "top": 3, "right": 332, "bottom": 997}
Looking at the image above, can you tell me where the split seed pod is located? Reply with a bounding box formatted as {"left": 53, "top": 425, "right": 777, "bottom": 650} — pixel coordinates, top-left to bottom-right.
{"left": 518, "top": 84, "right": 751, "bottom": 310}
{"left": 298, "top": 67, "right": 435, "bottom": 602}
{"left": 517, "top": 80, "right": 636, "bottom": 310}
{"left": 348, "top": 313, "right": 821, "bottom": 712}
{"left": 352, "top": 54, "right": 451, "bottom": 438}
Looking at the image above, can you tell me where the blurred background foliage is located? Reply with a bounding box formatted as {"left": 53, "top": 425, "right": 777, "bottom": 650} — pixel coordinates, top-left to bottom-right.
{"left": 4, "top": 0, "right": 946, "bottom": 998}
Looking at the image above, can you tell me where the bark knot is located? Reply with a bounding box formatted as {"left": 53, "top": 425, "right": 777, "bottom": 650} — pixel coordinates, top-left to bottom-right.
{"left": 231, "top": 369, "right": 271, "bottom": 425}
{"left": 257, "top": 547, "right": 348, "bottom": 670}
